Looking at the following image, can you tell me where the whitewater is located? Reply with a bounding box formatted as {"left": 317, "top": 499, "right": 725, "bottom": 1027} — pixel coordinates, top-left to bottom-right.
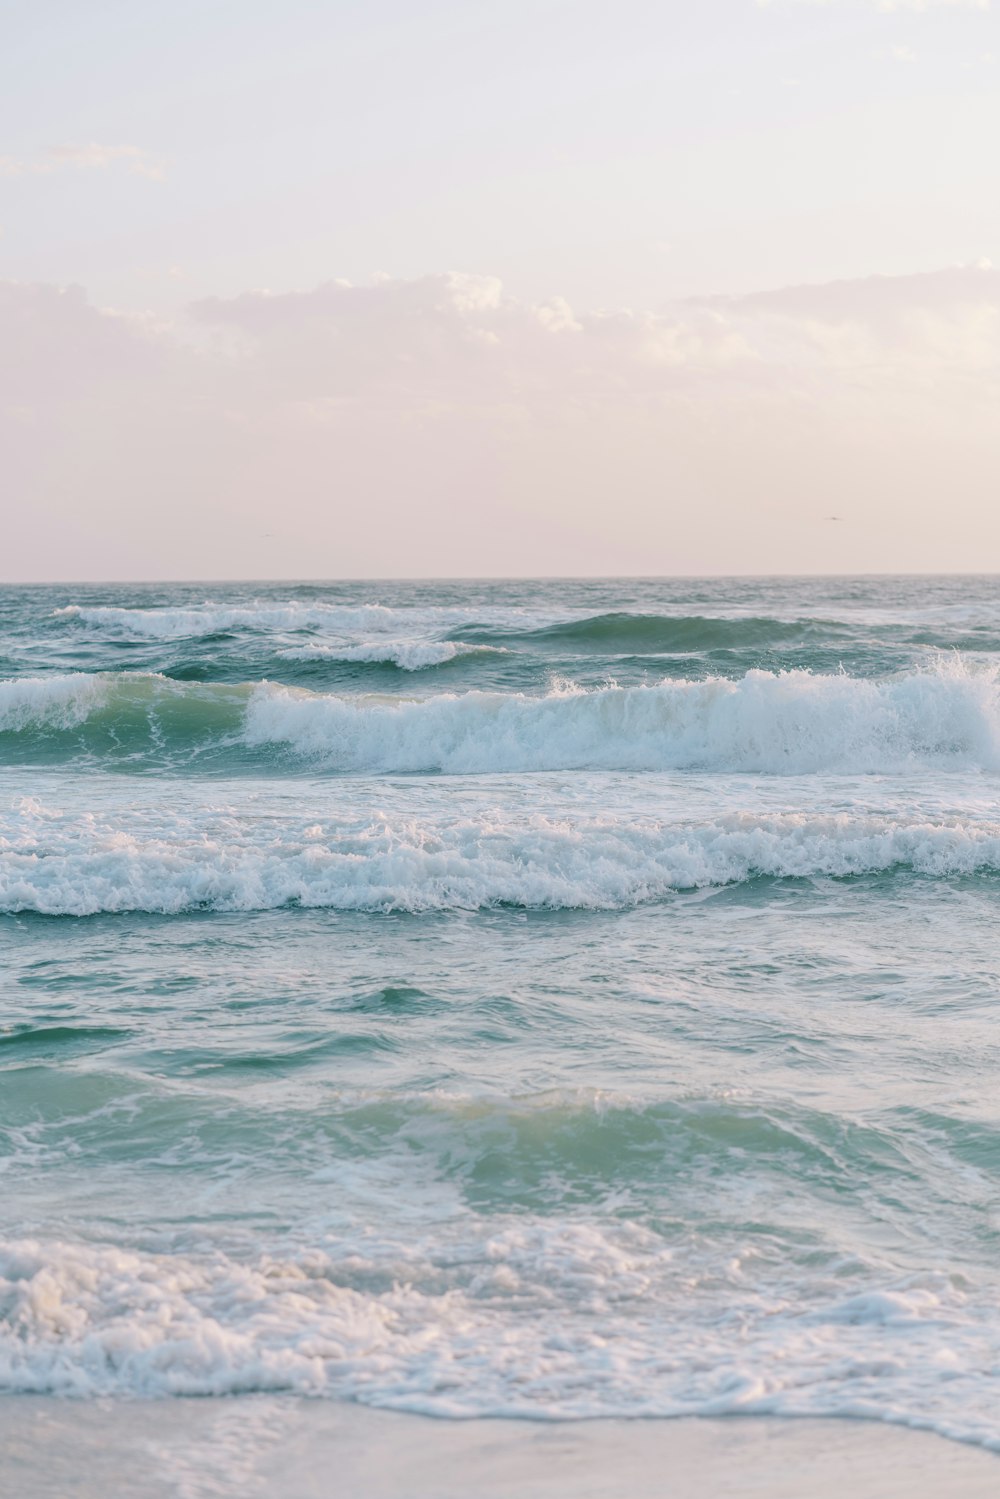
{"left": 3, "top": 576, "right": 1000, "bottom": 1453}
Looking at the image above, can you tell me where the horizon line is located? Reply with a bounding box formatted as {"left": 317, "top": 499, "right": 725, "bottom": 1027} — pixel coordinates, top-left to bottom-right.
{"left": 4, "top": 570, "right": 1000, "bottom": 587}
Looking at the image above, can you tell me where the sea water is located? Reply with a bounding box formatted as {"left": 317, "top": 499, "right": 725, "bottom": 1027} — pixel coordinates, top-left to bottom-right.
{"left": 2, "top": 577, "right": 1000, "bottom": 1446}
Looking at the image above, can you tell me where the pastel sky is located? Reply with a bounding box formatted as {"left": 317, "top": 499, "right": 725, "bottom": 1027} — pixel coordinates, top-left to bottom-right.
{"left": 3, "top": 0, "right": 998, "bottom": 579}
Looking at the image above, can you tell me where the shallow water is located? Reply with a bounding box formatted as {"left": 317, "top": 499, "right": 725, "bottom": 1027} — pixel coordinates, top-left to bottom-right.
{"left": 2, "top": 577, "right": 1000, "bottom": 1447}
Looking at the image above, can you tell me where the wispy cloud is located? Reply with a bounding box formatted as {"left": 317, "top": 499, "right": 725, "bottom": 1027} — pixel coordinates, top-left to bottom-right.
{"left": 0, "top": 142, "right": 165, "bottom": 181}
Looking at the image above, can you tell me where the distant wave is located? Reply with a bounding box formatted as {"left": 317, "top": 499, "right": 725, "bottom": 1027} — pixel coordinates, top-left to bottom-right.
{"left": 479, "top": 612, "right": 841, "bottom": 653}
{"left": 52, "top": 601, "right": 553, "bottom": 641}
{"left": 3, "top": 662, "right": 999, "bottom": 774}
{"left": 276, "top": 640, "right": 507, "bottom": 670}
{"left": 51, "top": 600, "right": 1000, "bottom": 666}
{"left": 4, "top": 801, "right": 1000, "bottom": 915}
{"left": 52, "top": 602, "right": 848, "bottom": 656}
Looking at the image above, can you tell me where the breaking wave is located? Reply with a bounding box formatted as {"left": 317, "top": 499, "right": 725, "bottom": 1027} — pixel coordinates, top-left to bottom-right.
{"left": 5, "top": 660, "right": 998, "bottom": 774}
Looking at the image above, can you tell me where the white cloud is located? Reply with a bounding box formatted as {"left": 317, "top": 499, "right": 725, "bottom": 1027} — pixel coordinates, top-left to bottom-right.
{"left": 0, "top": 142, "right": 164, "bottom": 180}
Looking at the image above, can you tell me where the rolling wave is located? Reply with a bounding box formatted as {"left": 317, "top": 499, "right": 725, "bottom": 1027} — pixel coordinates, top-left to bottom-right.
{"left": 246, "top": 668, "right": 1000, "bottom": 774}
{"left": 477, "top": 612, "right": 840, "bottom": 653}
{"left": 3, "top": 661, "right": 999, "bottom": 774}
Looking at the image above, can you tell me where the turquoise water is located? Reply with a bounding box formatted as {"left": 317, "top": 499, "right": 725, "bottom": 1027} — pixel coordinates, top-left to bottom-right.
{"left": 2, "top": 578, "right": 1000, "bottom": 1444}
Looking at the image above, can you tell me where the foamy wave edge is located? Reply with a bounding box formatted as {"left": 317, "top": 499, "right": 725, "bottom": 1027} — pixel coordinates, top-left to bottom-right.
{"left": 275, "top": 640, "right": 506, "bottom": 670}
{"left": 2, "top": 1236, "right": 999, "bottom": 1449}
{"left": 3, "top": 806, "right": 1000, "bottom": 915}
{"left": 51, "top": 601, "right": 558, "bottom": 640}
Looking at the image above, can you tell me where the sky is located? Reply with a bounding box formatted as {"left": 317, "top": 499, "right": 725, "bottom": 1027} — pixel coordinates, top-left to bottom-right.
{"left": 2, "top": 0, "right": 999, "bottom": 579}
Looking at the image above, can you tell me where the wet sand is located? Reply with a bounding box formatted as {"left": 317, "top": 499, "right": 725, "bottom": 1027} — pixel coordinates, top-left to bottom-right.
{"left": 2, "top": 1400, "right": 998, "bottom": 1498}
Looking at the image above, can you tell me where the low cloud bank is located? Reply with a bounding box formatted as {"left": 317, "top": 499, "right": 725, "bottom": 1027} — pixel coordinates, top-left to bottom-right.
{"left": 3, "top": 266, "right": 998, "bottom": 577}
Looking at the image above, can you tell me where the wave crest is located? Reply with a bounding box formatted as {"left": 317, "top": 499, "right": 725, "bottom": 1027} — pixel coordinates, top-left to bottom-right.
{"left": 245, "top": 663, "right": 1000, "bottom": 775}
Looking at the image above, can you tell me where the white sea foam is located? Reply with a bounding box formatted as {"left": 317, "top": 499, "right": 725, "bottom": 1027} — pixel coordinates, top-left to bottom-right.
{"left": 244, "top": 662, "right": 1000, "bottom": 774}
{"left": 53, "top": 602, "right": 556, "bottom": 641}
{"left": 3, "top": 799, "right": 999, "bottom": 915}
{"left": 276, "top": 640, "right": 504, "bottom": 670}
{"left": 53, "top": 602, "right": 417, "bottom": 638}
{"left": 2, "top": 1233, "right": 999, "bottom": 1447}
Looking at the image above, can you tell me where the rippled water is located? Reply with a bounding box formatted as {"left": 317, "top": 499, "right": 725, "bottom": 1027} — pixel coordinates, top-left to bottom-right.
{"left": 3, "top": 577, "right": 1000, "bottom": 1447}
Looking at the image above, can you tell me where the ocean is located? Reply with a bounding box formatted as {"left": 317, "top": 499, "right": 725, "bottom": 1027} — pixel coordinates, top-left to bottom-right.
{"left": 2, "top": 576, "right": 1000, "bottom": 1450}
